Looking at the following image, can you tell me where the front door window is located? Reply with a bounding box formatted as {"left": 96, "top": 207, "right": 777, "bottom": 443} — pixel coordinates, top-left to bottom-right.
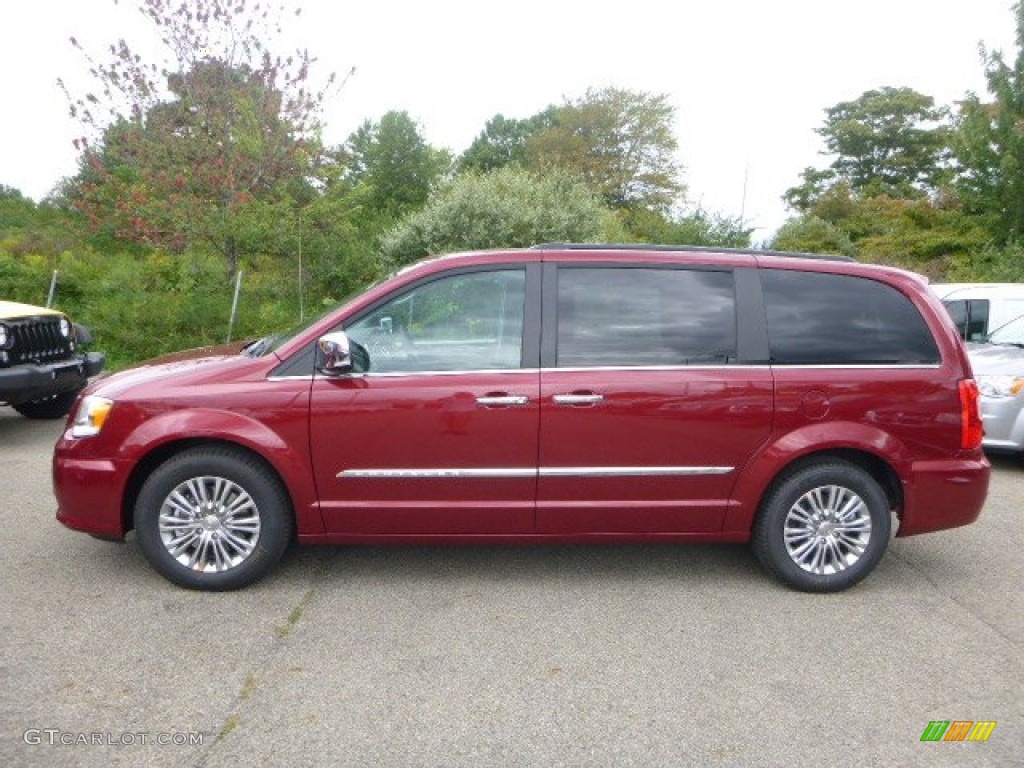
{"left": 346, "top": 270, "right": 526, "bottom": 373}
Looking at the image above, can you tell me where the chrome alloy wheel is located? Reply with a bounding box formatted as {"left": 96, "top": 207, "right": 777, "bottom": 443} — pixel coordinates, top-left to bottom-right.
{"left": 158, "top": 476, "right": 261, "bottom": 572}
{"left": 783, "top": 484, "right": 872, "bottom": 575}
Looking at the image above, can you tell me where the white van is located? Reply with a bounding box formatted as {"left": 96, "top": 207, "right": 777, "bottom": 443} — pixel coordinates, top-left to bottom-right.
{"left": 931, "top": 283, "right": 1024, "bottom": 341}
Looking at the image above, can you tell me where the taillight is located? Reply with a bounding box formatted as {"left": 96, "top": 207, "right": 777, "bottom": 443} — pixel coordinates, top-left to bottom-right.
{"left": 958, "top": 379, "right": 984, "bottom": 450}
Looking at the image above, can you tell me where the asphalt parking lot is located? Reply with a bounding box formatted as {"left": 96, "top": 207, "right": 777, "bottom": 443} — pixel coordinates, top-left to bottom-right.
{"left": 1, "top": 407, "right": 1021, "bottom": 767}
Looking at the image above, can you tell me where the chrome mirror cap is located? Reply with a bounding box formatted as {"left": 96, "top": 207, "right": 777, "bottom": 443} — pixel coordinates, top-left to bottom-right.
{"left": 317, "top": 331, "right": 354, "bottom": 375}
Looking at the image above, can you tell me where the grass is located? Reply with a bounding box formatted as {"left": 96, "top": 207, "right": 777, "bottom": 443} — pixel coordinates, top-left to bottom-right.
{"left": 275, "top": 588, "right": 315, "bottom": 638}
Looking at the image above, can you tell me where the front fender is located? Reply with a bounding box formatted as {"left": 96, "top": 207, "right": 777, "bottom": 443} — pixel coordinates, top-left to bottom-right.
{"left": 723, "top": 421, "right": 908, "bottom": 534}
{"left": 119, "top": 407, "right": 322, "bottom": 535}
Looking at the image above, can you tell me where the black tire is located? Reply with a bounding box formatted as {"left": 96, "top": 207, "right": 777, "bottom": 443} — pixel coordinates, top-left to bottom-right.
{"left": 13, "top": 389, "right": 81, "bottom": 419}
{"left": 752, "top": 461, "right": 891, "bottom": 593}
{"left": 134, "top": 446, "right": 293, "bottom": 591}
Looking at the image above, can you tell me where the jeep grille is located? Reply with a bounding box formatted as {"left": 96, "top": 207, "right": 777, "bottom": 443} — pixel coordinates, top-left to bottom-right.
{"left": 2, "top": 317, "right": 73, "bottom": 366}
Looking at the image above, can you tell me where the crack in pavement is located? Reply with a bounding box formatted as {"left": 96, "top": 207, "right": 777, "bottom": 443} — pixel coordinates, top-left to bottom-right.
{"left": 190, "top": 552, "right": 331, "bottom": 768}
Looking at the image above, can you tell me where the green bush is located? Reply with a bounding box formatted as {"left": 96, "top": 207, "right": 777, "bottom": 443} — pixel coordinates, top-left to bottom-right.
{"left": 0, "top": 245, "right": 348, "bottom": 370}
{"left": 770, "top": 216, "right": 857, "bottom": 257}
{"left": 946, "top": 241, "right": 1024, "bottom": 282}
{"left": 378, "top": 167, "right": 608, "bottom": 266}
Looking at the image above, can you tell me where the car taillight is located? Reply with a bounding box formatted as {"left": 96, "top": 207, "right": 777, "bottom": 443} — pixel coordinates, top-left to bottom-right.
{"left": 959, "top": 379, "right": 984, "bottom": 450}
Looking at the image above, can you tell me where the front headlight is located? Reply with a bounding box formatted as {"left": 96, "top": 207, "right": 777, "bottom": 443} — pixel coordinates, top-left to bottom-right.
{"left": 0, "top": 323, "right": 8, "bottom": 349}
{"left": 71, "top": 396, "right": 114, "bottom": 438}
{"left": 976, "top": 374, "right": 1024, "bottom": 399}
{"left": 59, "top": 316, "right": 72, "bottom": 338}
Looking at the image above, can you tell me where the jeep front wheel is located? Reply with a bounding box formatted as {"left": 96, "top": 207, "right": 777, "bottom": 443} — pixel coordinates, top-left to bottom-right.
{"left": 13, "top": 389, "right": 81, "bottom": 419}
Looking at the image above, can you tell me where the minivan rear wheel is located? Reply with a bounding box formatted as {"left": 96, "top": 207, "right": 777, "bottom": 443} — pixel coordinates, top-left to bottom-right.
{"left": 134, "top": 446, "right": 293, "bottom": 591}
{"left": 753, "top": 461, "right": 890, "bottom": 592}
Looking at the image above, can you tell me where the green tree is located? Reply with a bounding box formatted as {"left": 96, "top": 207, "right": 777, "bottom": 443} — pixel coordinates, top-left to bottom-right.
{"left": 344, "top": 111, "right": 451, "bottom": 218}
{"left": 774, "top": 191, "right": 990, "bottom": 275}
{"left": 953, "top": 2, "right": 1024, "bottom": 244}
{"left": 784, "top": 87, "right": 951, "bottom": 210}
{"left": 379, "top": 167, "right": 609, "bottom": 266}
{"left": 0, "top": 186, "right": 39, "bottom": 233}
{"left": 60, "top": 0, "right": 334, "bottom": 280}
{"left": 777, "top": 86, "right": 992, "bottom": 277}
{"left": 458, "top": 109, "right": 557, "bottom": 173}
{"left": 525, "top": 87, "right": 684, "bottom": 213}
{"left": 0, "top": 185, "right": 85, "bottom": 268}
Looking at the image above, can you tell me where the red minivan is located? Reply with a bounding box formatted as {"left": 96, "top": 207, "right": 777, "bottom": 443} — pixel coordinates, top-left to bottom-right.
{"left": 53, "top": 245, "right": 990, "bottom": 591}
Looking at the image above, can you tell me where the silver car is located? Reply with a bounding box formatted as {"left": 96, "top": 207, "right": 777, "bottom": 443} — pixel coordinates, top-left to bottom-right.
{"left": 969, "top": 314, "right": 1024, "bottom": 458}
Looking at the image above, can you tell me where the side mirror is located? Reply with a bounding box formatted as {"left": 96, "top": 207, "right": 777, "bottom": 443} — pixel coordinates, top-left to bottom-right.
{"left": 317, "top": 331, "right": 368, "bottom": 375}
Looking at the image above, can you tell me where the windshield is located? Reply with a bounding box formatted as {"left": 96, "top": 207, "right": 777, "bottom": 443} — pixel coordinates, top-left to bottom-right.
{"left": 241, "top": 280, "right": 388, "bottom": 358}
{"left": 242, "top": 304, "right": 337, "bottom": 358}
{"left": 988, "top": 314, "right": 1024, "bottom": 346}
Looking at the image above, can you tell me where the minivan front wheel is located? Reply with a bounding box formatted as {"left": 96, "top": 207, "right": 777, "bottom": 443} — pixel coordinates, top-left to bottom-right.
{"left": 134, "top": 447, "right": 293, "bottom": 590}
{"left": 753, "top": 461, "right": 890, "bottom": 592}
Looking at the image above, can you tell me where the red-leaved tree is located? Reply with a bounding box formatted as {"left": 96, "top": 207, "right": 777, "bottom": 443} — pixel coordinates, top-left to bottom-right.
{"left": 60, "top": 0, "right": 341, "bottom": 281}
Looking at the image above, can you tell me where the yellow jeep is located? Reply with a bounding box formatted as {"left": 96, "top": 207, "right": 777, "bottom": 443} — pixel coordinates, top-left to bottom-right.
{"left": 0, "top": 300, "right": 105, "bottom": 418}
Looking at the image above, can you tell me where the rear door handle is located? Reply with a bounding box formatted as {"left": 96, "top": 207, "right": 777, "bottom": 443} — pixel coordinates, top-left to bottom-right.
{"left": 553, "top": 393, "right": 604, "bottom": 405}
{"left": 476, "top": 395, "right": 530, "bottom": 407}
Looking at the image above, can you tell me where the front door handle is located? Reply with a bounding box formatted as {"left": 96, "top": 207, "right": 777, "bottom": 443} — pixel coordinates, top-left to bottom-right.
{"left": 552, "top": 393, "right": 604, "bottom": 406}
{"left": 476, "top": 395, "right": 530, "bottom": 407}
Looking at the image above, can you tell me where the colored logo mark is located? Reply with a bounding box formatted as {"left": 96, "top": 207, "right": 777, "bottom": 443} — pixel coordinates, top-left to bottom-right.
{"left": 920, "top": 720, "right": 997, "bottom": 742}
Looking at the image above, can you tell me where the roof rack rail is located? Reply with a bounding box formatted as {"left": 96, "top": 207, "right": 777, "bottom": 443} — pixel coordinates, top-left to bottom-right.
{"left": 529, "top": 242, "right": 855, "bottom": 262}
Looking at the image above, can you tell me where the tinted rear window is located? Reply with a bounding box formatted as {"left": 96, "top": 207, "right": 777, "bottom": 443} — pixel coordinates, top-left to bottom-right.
{"left": 762, "top": 270, "right": 940, "bottom": 365}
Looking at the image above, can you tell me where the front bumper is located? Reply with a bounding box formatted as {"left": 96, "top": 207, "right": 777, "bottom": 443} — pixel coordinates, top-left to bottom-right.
{"left": 0, "top": 352, "right": 105, "bottom": 405}
{"left": 53, "top": 452, "right": 130, "bottom": 540}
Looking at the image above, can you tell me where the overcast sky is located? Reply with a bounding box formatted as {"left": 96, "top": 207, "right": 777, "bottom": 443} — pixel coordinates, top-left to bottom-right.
{"left": 1, "top": 0, "right": 1018, "bottom": 239}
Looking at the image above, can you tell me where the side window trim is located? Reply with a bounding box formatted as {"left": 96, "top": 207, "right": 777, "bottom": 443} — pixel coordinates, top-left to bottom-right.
{"left": 540, "top": 262, "right": 559, "bottom": 368}
{"left": 735, "top": 267, "right": 770, "bottom": 364}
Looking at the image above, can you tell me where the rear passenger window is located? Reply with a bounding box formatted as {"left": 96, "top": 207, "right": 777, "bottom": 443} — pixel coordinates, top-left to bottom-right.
{"left": 762, "top": 270, "right": 940, "bottom": 365}
{"left": 556, "top": 268, "right": 736, "bottom": 367}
